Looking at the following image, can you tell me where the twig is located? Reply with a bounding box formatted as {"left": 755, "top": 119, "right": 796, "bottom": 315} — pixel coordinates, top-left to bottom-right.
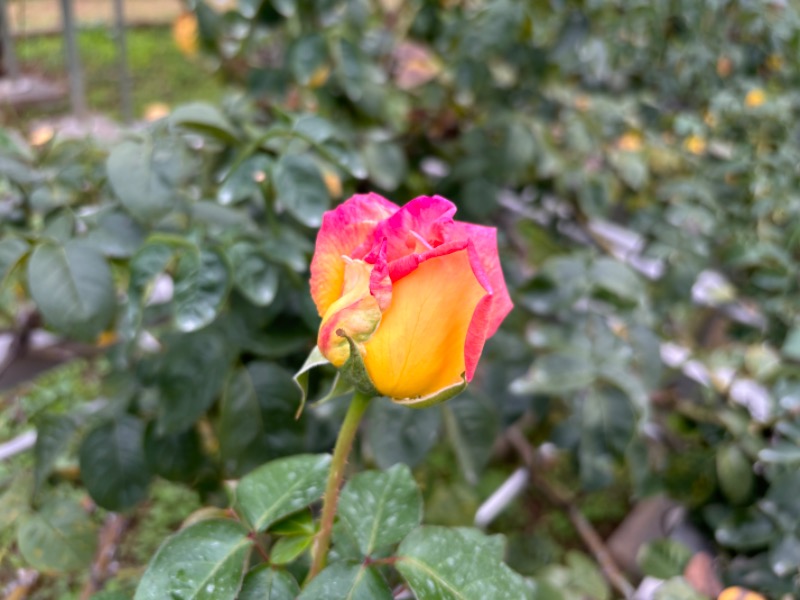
{"left": 79, "top": 513, "right": 129, "bottom": 600}
{"left": 0, "top": 310, "right": 37, "bottom": 381}
{"left": 3, "top": 568, "right": 39, "bottom": 600}
{"left": 506, "top": 426, "right": 635, "bottom": 599}
{"left": 0, "top": 429, "right": 37, "bottom": 462}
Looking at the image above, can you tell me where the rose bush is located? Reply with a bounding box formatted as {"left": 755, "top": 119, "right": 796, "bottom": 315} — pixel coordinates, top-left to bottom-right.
{"left": 310, "top": 193, "right": 512, "bottom": 406}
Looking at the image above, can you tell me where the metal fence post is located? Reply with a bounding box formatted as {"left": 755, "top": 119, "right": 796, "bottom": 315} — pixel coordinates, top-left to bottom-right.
{"left": 0, "top": 0, "right": 20, "bottom": 79}
{"left": 112, "top": 0, "right": 133, "bottom": 122}
{"left": 60, "top": 0, "right": 87, "bottom": 117}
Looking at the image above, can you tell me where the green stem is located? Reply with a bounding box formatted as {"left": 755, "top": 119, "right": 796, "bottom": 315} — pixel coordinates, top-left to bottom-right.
{"left": 306, "top": 391, "right": 371, "bottom": 582}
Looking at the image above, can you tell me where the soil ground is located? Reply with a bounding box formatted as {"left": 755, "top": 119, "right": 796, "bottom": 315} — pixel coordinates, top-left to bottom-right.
{"left": 7, "top": 0, "right": 183, "bottom": 34}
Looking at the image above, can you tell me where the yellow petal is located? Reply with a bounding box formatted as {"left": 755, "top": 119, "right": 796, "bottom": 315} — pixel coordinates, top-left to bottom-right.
{"left": 363, "top": 247, "right": 486, "bottom": 400}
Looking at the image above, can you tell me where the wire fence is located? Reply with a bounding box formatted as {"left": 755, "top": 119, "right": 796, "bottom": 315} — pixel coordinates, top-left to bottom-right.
{"left": 0, "top": 0, "right": 197, "bottom": 127}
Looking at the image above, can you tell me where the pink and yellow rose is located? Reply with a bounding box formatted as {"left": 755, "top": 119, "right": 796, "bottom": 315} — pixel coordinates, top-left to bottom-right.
{"left": 309, "top": 193, "right": 513, "bottom": 406}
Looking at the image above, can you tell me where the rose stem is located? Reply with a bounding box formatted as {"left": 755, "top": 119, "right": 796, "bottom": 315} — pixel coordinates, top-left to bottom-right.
{"left": 306, "top": 390, "right": 372, "bottom": 582}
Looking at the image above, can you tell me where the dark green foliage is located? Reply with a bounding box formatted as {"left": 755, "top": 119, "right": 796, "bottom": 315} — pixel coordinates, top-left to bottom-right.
{"left": 4, "top": 0, "right": 800, "bottom": 596}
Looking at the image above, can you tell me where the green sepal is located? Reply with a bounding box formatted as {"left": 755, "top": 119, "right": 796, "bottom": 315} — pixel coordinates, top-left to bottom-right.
{"left": 310, "top": 372, "right": 353, "bottom": 409}
{"left": 337, "top": 329, "right": 380, "bottom": 397}
{"left": 293, "top": 346, "right": 329, "bottom": 418}
{"left": 393, "top": 375, "right": 467, "bottom": 409}
{"left": 293, "top": 346, "right": 356, "bottom": 418}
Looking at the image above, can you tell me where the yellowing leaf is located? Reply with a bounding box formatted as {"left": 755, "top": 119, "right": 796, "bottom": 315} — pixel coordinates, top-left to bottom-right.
{"left": 173, "top": 12, "right": 199, "bottom": 58}
{"left": 745, "top": 88, "right": 766, "bottom": 108}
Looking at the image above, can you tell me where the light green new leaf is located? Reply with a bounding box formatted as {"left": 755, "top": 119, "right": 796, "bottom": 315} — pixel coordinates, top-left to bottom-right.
{"left": 269, "top": 534, "right": 313, "bottom": 565}
{"left": 338, "top": 464, "right": 422, "bottom": 556}
{"left": 134, "top": 519, "right": 251, "bottom": 600}
{"left": 234, "top": 454, "right": 330, "bottom": 531}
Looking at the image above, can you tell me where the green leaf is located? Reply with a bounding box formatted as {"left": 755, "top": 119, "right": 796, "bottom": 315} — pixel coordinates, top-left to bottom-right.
{"left": 366, "top": 401, "right": 441, "bottom": 469}
{"left": 218, "top": 154, "right": 271, "bottom": 206}
{"left": 511, "top": 352, "right": 595, "bottom": 396}
{"left": 289, "top": 34, "right": 328, "bottom": 85}
{"left": 294, "top": 115, "right": 337, "bottom": 143}
{"left": 637, "top": 539, "right": 693, "bottom": 579}
{"left": 364, "top": 139, "right": 407, "bottom": 191}
{"left": 0, "top": 237, "right": 29, "bottom": 284}
{"left": 297, "top": 562, "right": 392, "bottom": 600}
{"left": 0, "top": 473, "right": 32, "bottom": 532}
{"left": 273, "top": 154, "right": 330, "bottom": 227}
{"left": 41, "top": 210, "right": 75, "bottom": 242}
{"left": 397, "top": 526, "right": 531, "bottom": 600}
{"left": 227, "top": 241, "right": 279, "bottom": 306}
{"left": 758, "top": 442, "right": 800, "bottom": 465}
{"left": 653, "top": 577, "right": 707, "bottom": 600}
{"left": 717, "top": 443, "right": 755, "bottom": 505}
{"left": 173, "top": 248, "right": 231, "bottom": 332}
{"left": 589, "top": 257, "right": 642, "bottom": 303}
{"left": 143, "top": 423, "right": 204, "bottom": 482}
{"left": 152, "top": 328, "right": 231, "bottom": 433}
{"left": 270, "top": 510, "right": 315, "bottom": 536}
{"left": 170, "top": 102, "right": 238, "bottom": 143}
{"left": 541, "top": 552, "right": 609, "bottom": 600}
{"left": 239, "top": 565, "right": 300, "bottom": 600}
{"left": 219, "top": 366, "right": 263, "bottom": 471}
{"left": 219, "top": 362, "right": 307, "bottom": 476}
{"left": 338, "top": 464, "right": 422, "bottom": 556}
{"left": 234, "top": 454, "right": 331, "bottom": 532}
{"left": 17, "top": 498, "right": 97, "bottom": 572}
{"left": 78, "top": 415, "right": 152, "bottom": 511}
{"left": 781, "top": 326, "right": 800, "bottom": 361}
{"left": 335, "top": 39, "right": 365, "bottom": 101}
{"left": 129, "top": 242, "right": 174, "bottom": 295}
{"left": 34, "top": 414, "right": 78, "bottom": 493}
{"left": 270, "top": 0, "right": 296, "bottom": 17}
{"left": 769, "top": 534, "right": 800, "bottom": 577}
{"left": 579, "top": 387, "right": 636, "bottom": 490}
{"left": 106, "top": 138, "right": 181, "bottom": 223}
{"left": 84, "top": 211, "right": 145, "bottom": 259}
{"left": 134, "top": 519, "right": 251, "bottom": 600}
{"left": 269, "top": 534, "right": 313, "bottom": 565}
{"left": 27, "top": 240, "right": 115, "bottom": 341}
{"left": 442, "top": 393, "right": 499, "bottom": 485}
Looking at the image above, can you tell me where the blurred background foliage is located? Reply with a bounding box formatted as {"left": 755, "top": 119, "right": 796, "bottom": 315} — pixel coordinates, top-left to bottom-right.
{"left": 2, "top": 0, "right": 800, "bottom": 597}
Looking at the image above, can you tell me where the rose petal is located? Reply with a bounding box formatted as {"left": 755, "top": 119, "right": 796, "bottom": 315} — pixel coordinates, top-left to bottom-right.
{"left": 352, "top": 195, "right": 456, "bottom": 261}
{"left": 452, "top": 221, "right": 513, "bottom": 335}
{"left": 310, "top": 193, "right": 398, "bottom": 316}
{"left": 317, "top": 259, "right": 382, "bottom": 367}
{"left": 363, "top": 242, "right": 490, "bottom": 399}
{"left": 365, "top": 239, "right": 391, "bottom": 311}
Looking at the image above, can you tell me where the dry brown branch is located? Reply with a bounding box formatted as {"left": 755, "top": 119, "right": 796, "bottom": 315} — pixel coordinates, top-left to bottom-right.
{"left": 506, "top": 426, "right": 635, "bottom": 599}
{"left": 79, "top": 513, "right": 129, "bottom": 600}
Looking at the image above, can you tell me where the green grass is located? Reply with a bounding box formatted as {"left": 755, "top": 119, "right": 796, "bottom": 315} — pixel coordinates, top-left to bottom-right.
{"left": 9, "top": 26, "right": 225, "bottom": 125}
